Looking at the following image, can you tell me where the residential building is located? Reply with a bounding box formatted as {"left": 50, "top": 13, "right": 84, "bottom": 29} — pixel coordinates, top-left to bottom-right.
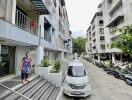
{"left": 0, "top": 0, "right": 72, "bottom": 78}
{"left": 86, "top": 3, "right": 106, "bottom": 62}
{"left": 102, "top": 0, "right": 132, "bottom": 63}
{"left": 86, "top": 0, "right": 132, "bottom": 63}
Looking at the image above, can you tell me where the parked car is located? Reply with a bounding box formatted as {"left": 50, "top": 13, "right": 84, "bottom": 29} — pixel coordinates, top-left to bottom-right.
{"left": 113, "top": 68, "right": 127, "bottom": 80}
{"left": 124, "top": 70, "right": 132, "bottom": 85}
{"left": 63, "top": 60, "right": 91, "bottom": 97}
{"left": 125, "top": 74, "right": 132, "bottom": 85}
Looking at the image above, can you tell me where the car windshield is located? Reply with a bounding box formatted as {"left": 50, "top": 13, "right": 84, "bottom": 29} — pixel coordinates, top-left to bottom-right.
{"left": 67, "top": 66, "right": 86, "bottom": 77}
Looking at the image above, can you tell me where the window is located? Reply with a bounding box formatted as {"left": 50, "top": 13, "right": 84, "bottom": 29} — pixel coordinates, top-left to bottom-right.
{"left": 101, "top": 45, "right": 105, "bottom": 49}
{"left": 67, "top": 66, "right": 86, "bottom": 77}
{"left": 99, "top": 20, "right": 104, "bottom": 25}
{"left": 108, "top": 0, "right": 112, "bottom": 4}
{"left": 92, "top": 25, "right": 95, "bottom": 31}
{"left": 93, "top": 46, "right": 96, "bottom": 49}
{"left": 99, "top": 28, "right": 104, "bottom": 34}
{"left": 100, "top": 36, "right": 105, "bottom": 40}
{"left": 97, "top": 12, "right": 103, "bottom": 16}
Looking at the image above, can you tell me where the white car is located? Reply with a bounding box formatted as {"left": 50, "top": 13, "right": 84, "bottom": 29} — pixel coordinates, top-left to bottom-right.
{"left": 63, "top": 60, "right": 91, "bottom": 97}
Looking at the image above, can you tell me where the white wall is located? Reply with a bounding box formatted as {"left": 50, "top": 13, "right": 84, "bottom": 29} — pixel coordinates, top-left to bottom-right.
{"left": 15, "top": 46, "right": 31, "bottom": 75}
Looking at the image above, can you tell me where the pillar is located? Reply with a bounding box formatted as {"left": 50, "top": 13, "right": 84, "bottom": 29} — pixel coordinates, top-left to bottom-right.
{"left": 11, "top": 0, "right": 16, "bottom": 24}
{"left": 61, "top": 52, "right": 64, "bottom": 61}
{"left": 35, "top": 46, "right": 44, "bottom": 75}
{"left": 97, "top": 54, "right": 100, "bottom": 63}
{"left": 112, "top": 53, "right": 115, "bottom": 64}
{"left": 5, "top": 0, "right": 16, "bottom": 24}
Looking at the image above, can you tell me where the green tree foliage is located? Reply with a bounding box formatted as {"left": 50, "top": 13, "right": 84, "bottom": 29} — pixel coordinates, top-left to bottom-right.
{"left": 109, "top": 25, "right": 132, "bottom": 56}
{"left": 72, "top": 37, "right": 86, "bottom": 55}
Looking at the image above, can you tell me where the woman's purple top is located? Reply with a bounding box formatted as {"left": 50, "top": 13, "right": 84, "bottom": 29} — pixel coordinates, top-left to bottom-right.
{"left": 22, "top": 57, "right": 31, "bottom": 73}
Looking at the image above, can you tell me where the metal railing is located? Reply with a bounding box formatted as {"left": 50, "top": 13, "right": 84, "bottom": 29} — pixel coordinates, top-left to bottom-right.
{"left": 0, "top": 84, "right": 31, "bottom": 100}
{"left": 15, "top": 9, "right": 38, "bottom": 35}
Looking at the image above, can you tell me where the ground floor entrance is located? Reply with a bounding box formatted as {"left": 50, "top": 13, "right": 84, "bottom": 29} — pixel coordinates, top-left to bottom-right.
{"left": 0, "top": 45, "right": 16, "bottom": 77}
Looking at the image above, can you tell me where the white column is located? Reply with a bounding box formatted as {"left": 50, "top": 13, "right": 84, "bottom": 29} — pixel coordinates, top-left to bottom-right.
{"left": 61, "top": 52, "right": 64, "bottom": 61}
{"left": 5, "top": 0, "right": 16, "bottom": 24}
{"left": 11, "top": 0, "right": 16, "bottom": 24}
{"left": 97, "top": 54, "right": 100, "bottom": 63}
{"left": 112, "top": 53, "right": 115, "bottom": 64}
{"left": 35, "top": 46, "right": 44, "bottom": 75}
{"left": 0, "top": 44, "right": 1, "bottom": 54}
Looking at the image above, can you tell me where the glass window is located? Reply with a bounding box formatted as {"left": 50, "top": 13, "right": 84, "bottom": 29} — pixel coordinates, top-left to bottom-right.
{"left": 67, "top": 66, "right": 86, "bottom": 77}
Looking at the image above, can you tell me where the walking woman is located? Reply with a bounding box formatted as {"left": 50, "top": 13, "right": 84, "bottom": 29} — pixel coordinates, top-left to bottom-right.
{"left": 20, "top": 52, "right": 32, "bottom": 84}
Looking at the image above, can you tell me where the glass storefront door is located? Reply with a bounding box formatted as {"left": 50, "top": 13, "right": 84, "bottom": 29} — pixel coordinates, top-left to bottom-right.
{"left": 0, "top": 45, "right": 16, "bottom": 77}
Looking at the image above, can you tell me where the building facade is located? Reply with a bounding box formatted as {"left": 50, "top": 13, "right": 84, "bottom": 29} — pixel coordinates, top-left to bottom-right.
{"left": 86, "top": 0, "right": 132, "bottom": 63}
{"left": 103, "top": 0, "right": 132, "bottom": 63}
{"left": 0, "top": 0, "right": 72, "bottom": 77}
{"left": 86, "top": 3, "right": 106, "bottom": 62}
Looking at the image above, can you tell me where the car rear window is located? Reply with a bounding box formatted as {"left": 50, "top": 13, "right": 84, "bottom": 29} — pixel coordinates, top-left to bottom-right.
{"left": 67, "top": 66, "right": 86, "bottom": 77}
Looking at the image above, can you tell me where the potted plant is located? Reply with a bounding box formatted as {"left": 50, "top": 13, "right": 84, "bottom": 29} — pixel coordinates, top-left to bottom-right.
{"left": 41, "top": 58, "right": 50, "bottom": 67}
{"left": 39, "top": 58, "right": 51, "bottom": 78}
{"left": 50, "top": 61, "right": 61, "bottom": 73}
{"left": 48, "top": 61, "right": 62, "bottom": 87}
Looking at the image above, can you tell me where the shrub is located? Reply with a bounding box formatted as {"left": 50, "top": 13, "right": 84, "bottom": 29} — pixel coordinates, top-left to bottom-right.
{"left": 54, "top": 61, "right": 61, "bottom": 73}
{"left": 41, "top": 58, "right": 50, "bottom": 67}
{"left": 50, "top": 61, "right": 61, "bottom": 73}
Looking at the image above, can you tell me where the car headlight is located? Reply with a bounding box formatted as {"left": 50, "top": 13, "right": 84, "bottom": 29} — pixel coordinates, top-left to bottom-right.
{"left": 64, "top": 80, "right": 70, "bottom": 86}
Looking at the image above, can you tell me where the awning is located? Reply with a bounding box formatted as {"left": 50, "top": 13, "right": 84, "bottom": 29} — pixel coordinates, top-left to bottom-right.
{"left": 32, "top": 0, "right": 50, "bottom": 15}
{"left": 106, "top": 15, "right": 124, "bottom": 27}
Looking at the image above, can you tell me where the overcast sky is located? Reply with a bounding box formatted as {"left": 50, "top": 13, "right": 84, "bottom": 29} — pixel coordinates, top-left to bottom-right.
{"left": 65, "top": 0, "right": 102, "bottom": 38}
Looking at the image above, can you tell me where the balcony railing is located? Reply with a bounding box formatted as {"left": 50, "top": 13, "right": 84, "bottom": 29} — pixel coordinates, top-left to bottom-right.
{"left": 15, "top": 9, "right": 38, "bottom": 35}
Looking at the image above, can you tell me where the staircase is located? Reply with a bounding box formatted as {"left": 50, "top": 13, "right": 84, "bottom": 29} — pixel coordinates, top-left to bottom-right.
{"left": 1, "top": 76, "right": 60, "bottom": 100}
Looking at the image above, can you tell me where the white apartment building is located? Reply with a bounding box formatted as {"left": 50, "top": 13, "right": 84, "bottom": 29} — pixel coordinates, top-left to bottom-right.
{"left": 86, "top": 3, "right": 106, "bottom": 62}
{"left": 102, "top": 0, "right": 132, "bottom": 63}
{"left": 86, "top": 0, "right": 132, "bottom": 63}
{"left": 0, "top": 0, "right": 72, "bottom": 78}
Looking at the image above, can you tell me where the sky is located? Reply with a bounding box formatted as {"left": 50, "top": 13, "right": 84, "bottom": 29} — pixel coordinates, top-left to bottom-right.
{"left": 65, "top": 0, "right": 102, "bottom": 38}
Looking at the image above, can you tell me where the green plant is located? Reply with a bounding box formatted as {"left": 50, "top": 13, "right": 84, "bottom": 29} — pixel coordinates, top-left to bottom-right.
{"left": 51, "top": 61, "right": 61, "bottom": 73}
{"left": 109, "top": 25, "right": 132, "bottom": 56}
{"left": 41, "top": 58, "right": 50, "bottom": 67}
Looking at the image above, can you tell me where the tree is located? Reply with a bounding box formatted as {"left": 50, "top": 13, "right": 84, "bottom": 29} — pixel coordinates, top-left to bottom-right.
{"left": 72, "top": 37, "right": 86, "bottom": 55}
{"left": 109, "top": 25, "right": 132, "bottom": 56}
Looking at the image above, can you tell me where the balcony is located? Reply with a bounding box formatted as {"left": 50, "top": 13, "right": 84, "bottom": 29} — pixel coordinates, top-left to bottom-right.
{"left": 32, "top": 0, "right": 51, "bottom": 14}
{"left": 15, "top": 9, "right": 38, "bottom": 36}
{"left": 106, "top": 14, "right": 124, "bottom": 27}
{"left": 108, "top": 0, "right": 122, "bottom": 13}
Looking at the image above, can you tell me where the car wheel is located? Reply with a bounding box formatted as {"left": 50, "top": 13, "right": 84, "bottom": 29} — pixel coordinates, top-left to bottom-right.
{"left": 125, "top": 79, "right": 132, "bottom": 85}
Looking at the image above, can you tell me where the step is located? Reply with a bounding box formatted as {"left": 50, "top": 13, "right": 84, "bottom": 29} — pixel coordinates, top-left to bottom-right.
{"left": 31, "top": 82, "right": 52, "bottom": 100}
{"left": 18, "top": 79, "right": 47, "bottom": 100}
{"left": 0, "top": 75, "right": 38, "bottom": 99}
{"left": 4, "top": 77, "right": 43, "bottom": 100}
{"left": 40, "top": 84, "right": 56, "bottom": 100}
{"left": 48, "top": 87, "right": 60, "bottom": 100}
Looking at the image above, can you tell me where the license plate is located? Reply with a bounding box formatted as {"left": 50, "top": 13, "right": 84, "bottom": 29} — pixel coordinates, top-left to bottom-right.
{"left": 73, "top": 91, "right": 81, "bottom": 94}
